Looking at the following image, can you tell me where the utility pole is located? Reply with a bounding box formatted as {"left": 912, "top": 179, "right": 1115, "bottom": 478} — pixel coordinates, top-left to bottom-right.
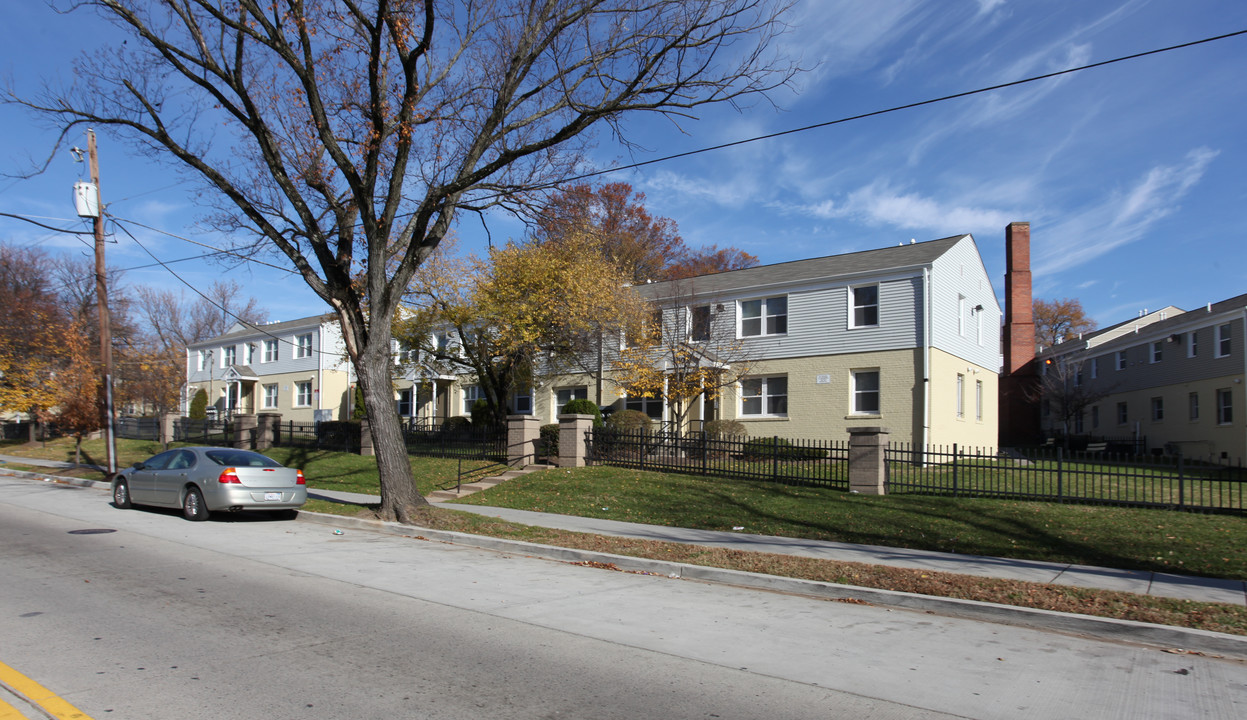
{"left": 87, "top": 130, "right": 118, "bottom": 476}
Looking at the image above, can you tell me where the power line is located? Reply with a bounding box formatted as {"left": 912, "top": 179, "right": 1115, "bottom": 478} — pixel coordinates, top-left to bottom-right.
{"left": 566, "top": 28, "right": 1247, "bottom": 182}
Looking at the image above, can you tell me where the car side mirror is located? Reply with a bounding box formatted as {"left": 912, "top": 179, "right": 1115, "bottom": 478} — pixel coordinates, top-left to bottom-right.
{"left": 133, "top": 462, "right": 146, "bottom": 471}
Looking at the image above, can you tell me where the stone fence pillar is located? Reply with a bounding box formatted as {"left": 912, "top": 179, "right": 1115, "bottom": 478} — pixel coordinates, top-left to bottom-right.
{"left": 507, "top": 415, "right": 541, "bottom": 466}
{"left": 557, "top": 414, "right": 594, "bottom": 468}
{"left": 256, "top": 413, "right": 281, "bottom": 451}
{"left": 160, "top": 413, "right": 178, "bottom": 447}
{"left": 233, "top": 414, "right": 257, "bottom": 450}
{"left": 848, "top": 426, "right": 890, "bottom": 495}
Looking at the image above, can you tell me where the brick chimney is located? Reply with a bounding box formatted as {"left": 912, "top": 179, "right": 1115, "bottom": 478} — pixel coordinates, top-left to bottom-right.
{"left": 1003, "top": 222, "right": 1034, "bottom": 375}
{"left": 999, "top": 222, "right": 1040, "bottom": 445}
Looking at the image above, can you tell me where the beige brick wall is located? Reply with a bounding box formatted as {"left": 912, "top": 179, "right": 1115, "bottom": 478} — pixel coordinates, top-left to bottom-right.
{"left": 927, "top": 349, "right": 998, "bottom": 451}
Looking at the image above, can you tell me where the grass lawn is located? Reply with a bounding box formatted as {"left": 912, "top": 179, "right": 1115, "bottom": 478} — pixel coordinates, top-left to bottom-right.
{"left": 4, "top": 437, "right": 1246, "bottom": 635}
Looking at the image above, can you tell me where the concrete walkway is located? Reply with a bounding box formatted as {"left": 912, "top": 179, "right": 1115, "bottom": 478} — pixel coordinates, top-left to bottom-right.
{"left": 303, "top": 488, "right": 1247, "bottom": 607}
{"left": 0, "top": 454, "right": 106, "bottom": 472}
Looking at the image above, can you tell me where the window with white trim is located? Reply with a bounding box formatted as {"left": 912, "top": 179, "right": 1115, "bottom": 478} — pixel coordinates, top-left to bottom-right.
{"left": 262, "top": 383, "right": 278, "bottom": 409}
{"left": 295, "top": 381, "right": 312, "bottom": 407}
{"left": 556, "top": 386, "right": 588, "bottom": 410}
{"left": 1090, "top": 358, "right": 1099, "bottom": 379}
{"left": 851, "top": 370, "right": 880, "bottom": 415}
{"left": 1217, "top": 389, "right": 1233, "bottom": 425}
{"left": 1151, "top": 397, "right": 1164, "bottom": 421}
{"left": 740, "top": 375, "right": 787, "bottom": 417}
{"left": 396, "top": 388, "right": 412, "bottom": 417}
{"left": 222, "top": 345, "right": 236, "bottom": 367}
{"left": 1216, "top": 323, "right": 1232, "bottom": 358}
{"left": 975, "top": 380, "right": 983, "bottom": 421}
{"left": 295, "top": 333, "right": 313, "bottom": 359}
{"left": 1116, "top": 401, "right": 1128, "bottom": 425}
{"left": 689, "top": 305, "right": 711, "bottom": 342}
{"left": 1188, "top": 331, "right": 1198, "bottom": 358}
{"left": 1151, "top": 341, "right": 1162, "bottom": 363}
{"left": 625, "top": 394, "right": 664, "bottom": 419}
{"left": 463, "top": 385, "right": 482, "bottom": 414}
{"left": 263, "top": 339, "right": 278, "bottom": 363}
{"left": 740, "top": 296, "right": 787, "bottom": 337}
{"left": 1116, "top": 350, "right": 1127, "bottom": 370}
{"left": 196, "top": 350, "right": 206, "bottom": 371}
{"left": 1074, "top": 412, "right": 1084, "bottom": 434}
{"left": 958, "top": 295, "right": 966, "bottom": 336}
{"left": 850, "top": 285, "right": 879, "bottom": 328}
{"left": 512, "top": 389, "right": 532, "bottom": 415}
{"left": 955, "top": 373, "right": 965, "bottom": 418}
{"left": 1189, "top": 392, "right": 1199, "bottom": 421}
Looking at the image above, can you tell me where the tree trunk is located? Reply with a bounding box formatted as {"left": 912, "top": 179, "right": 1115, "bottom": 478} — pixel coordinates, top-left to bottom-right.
{"left": 354, "top": 339, "right": 429, "bottom": 523}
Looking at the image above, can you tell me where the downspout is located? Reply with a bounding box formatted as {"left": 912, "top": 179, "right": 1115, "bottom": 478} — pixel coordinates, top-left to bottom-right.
{"left": 921, "top": 267, "right": 932, "bottom": 458}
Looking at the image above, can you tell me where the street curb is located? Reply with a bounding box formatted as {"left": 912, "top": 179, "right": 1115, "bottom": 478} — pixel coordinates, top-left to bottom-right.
{"left": 6, "top": 469, "right": 1246, "bottom": 660}
{"left": 295, "top": 510, "right": 1247, "bottom": 661}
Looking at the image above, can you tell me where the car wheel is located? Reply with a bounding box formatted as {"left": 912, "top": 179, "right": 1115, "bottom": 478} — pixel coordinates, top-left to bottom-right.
{"left": 113, "top": 478, "right": 132, "bottom": 509}
{"left": 269, "top": 509, "right": 298, "bottom": 521}
{"left": 182, "top": 487, "right": 209, "bottom": 522}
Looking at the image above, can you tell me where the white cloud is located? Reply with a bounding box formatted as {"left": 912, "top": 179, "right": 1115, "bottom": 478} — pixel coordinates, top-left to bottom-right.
{"left": 783, "top": 181, "right": 1013, "bottom": 234}
{"left": 1034, "top": 147, "right": 1219, "bottom": 275}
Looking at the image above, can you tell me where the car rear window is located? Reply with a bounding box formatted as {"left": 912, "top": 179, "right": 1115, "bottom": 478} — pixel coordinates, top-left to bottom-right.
{"left": 204, "top": 450, "right": 283, "bottom": 468}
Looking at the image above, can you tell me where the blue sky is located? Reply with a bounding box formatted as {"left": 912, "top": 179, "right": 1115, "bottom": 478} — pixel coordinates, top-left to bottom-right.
{"left": 2, "top": 0, "right": 1245, "bottom": 330}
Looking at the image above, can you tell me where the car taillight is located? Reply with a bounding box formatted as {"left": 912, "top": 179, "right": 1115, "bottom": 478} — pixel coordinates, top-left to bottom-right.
{"left": 218, "top": 468, "right": 241, "bottom": 484}
{"left": 296, "top": 470, "right": 305, "bottom": 485}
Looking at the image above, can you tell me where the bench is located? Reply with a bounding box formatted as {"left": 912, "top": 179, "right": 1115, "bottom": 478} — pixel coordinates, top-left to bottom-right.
{"left": 1085, "top": 442, "right": 1107, "bottom": 454}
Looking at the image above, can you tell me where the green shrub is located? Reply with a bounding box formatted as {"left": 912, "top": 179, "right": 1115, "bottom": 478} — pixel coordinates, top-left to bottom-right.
{"left": 703, "top": 419, "right": 746, "bottom": 438}
{"left": 352, "top": 386, "right": 367, "bottom": 420}
{"left": 741, "top": 436, "right": 828, "bottom": 461}
{"left": 189, "top": 389, "right": 208, "bottom": 419}
{"left": 605, "top": 409, "right": 652, "bottom": 433}
{"left": 540, "top": 423, "right": 560, "bottom": 458}
{"left": 470, "top": 397, "right": 493, "bottom": 427}
{"left": 441, "top": 416, "right": 472, "bottom": 434}
{"left": 560, "top": 398, "right": 603, "bottom": 427}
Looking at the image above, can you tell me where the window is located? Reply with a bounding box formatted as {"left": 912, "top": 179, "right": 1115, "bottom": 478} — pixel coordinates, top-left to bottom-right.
{"left": 625, "top": 394, "right": 664, "bottom": 419}
{"left": 1074, "top": 412, "right": 1084, "bottom": 434}
{"left": 740, "top": 376, "right": 787, "bottom": 417}
{"left": 740, "top": 296, "right": 787, "bottom": 337}
{"left": 1116, "top": 401, "right": 1128, "bottom": 425}
{"left": 850, "top": 286, "right": 879, "bottom": 328}
{"left": 1074, "top": 365, "right": 1083, "bottom": 387}
{"left": 1151, "top": 341, "right": 1162, "bottom": 363}
{"left": 222, "top": 345, "right": 236, "bottom": 367}
{"left": 1151, "top": 397, "right": 1164, "bottom": 421}
{"left": 690, "top": 305, "right": 711, "bottom": 342}
{"left": 512, "top": 389, "right": 532, "bottom": 415}
{"left": 976, "top": 306, "right": 984, "bottom": 346}
{"left": 851, "top": 370, "right": 880, "bottom": 415}
{"left": 295, "top": 333, "right": 313, "bottom": 359}
{"left": 295, "top": 381, "right": 312, "bottom": 407}
{"left": 1091, "top": 405, "right": 1100, "bottom": 429}
{"left": 263, "top": 339, "right": 278, "bottom": 363}
{"left": 1217, "top": 323, "right": 1232, "bottom": 358}
{"left": 975, "top": 380, "right": 983, "bottom": 421}
{"left": 556, "top": 386, "right": 588, "bottom": 410}
{"left": 1189, "top": 392, "right": 1199, "bottom": 421}
{"left": 463, "top": 385, "right": 482, "bottom": 414}
{"left": 196, "top": 350, "right": 206, "bottom": 371}
{"left": 262, "top": 384, "right": 278, "bottom": 409}
{"left": 1090, "top": 358, "right": 1098, "bottom": 379}
{"left": 955, "top": 374, "right": 965, "bottom": 418}
{"left": 958, "top": 295, "right": 966, "bottom": 336}
{"left": 1188, "top": 331, "right": 1198, "bottom": 358}
{"left": 1217, "top": 389, "right": 1233, "bottom": 425}
{"left": 396, "top": 388, "right": 412, "bottom": 417}
{"left": 1116, "top": 350, "right": 1127, "bottom": 371}
{"left": 243, "top": 343, "right": 255, "bottom": 365}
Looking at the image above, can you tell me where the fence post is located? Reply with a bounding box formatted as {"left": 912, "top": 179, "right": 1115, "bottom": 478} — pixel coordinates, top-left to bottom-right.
{"left": 556, "top": 414, "right": 593, "bottom": 468}
{"left": 1177, "top": 451, "right": 1185, "bottom": 509}
{"left": 358, "top": 418, "right": 374, "bottom": 456}
{"left": 255, "top": 413, "right": 280, "bottom": 450}
{"left": 1056, "top": 446, "right": 1063, "bottom": 498}
{"left": 160, "top": 413, "right": 177, "bottom": 449}
{"left": 848, "top": 427, "right": 890, "bottom": 495}
{"left": 508, "top": 415, "right": 541, "bottom": 466}
{"left": 952, "top": 443, "right": 959, "bottom": 497}
{"left": 701, "top": 430, "right": 708, "bottom": 475}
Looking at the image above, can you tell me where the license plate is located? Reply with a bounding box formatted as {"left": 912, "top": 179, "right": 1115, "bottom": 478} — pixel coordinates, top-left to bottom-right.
{"left": 264, "top": 492, "right": 282, "bottom": 501}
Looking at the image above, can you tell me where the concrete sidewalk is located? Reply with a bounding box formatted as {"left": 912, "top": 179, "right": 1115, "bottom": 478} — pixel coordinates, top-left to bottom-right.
{"left": 0, "top": 454, "right": 106, "bottom": 472}
{"left": 304, "top": 488, "right": 1247, "bottom": 607}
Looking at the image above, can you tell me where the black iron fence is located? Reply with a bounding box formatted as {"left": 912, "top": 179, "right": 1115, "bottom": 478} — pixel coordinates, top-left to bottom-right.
{"left": 1, "top": 421, "right": 32, "bottom": 441}
{"left": 174, "top": 418, "right": 240, "bottom": 445}
{"left": 403, "top": 424, "right": 507, "bottom": 461}
{"left": 886, "top": 444, "right": 1246, "bottom": 514}
{"left": 586, "top": 428, "right": 849, "bottom": 488}
{"left": 114, "top": 417, "right": 161, "bottom": 441}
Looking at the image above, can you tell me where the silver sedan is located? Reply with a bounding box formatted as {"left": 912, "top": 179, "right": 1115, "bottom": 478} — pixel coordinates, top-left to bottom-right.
{"left": 111, "top": 447, "right": 307, "bottom": 521}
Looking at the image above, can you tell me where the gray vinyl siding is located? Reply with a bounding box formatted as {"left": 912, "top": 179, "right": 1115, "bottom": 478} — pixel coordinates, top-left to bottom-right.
{"left": 186, "top": 320, "right": 341, "bottom": 383}
{"left": 928, "top": 236, "right": 1001, "bottom": 371}
{"left": 1081, "top": 318, "right": 1244, "bottom": 395}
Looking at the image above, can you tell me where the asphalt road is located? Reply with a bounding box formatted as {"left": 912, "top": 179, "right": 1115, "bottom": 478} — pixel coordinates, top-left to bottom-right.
{"left": 2, "top": 476, "right": 1244, "bottom": 719}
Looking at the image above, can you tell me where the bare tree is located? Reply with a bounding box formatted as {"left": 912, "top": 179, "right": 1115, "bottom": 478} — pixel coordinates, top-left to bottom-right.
{"left": 10, "top": 0, "right": 798, "bottom": 522}
{"left": 1029, "top": 352, "right": 1114, "bottom": 447}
